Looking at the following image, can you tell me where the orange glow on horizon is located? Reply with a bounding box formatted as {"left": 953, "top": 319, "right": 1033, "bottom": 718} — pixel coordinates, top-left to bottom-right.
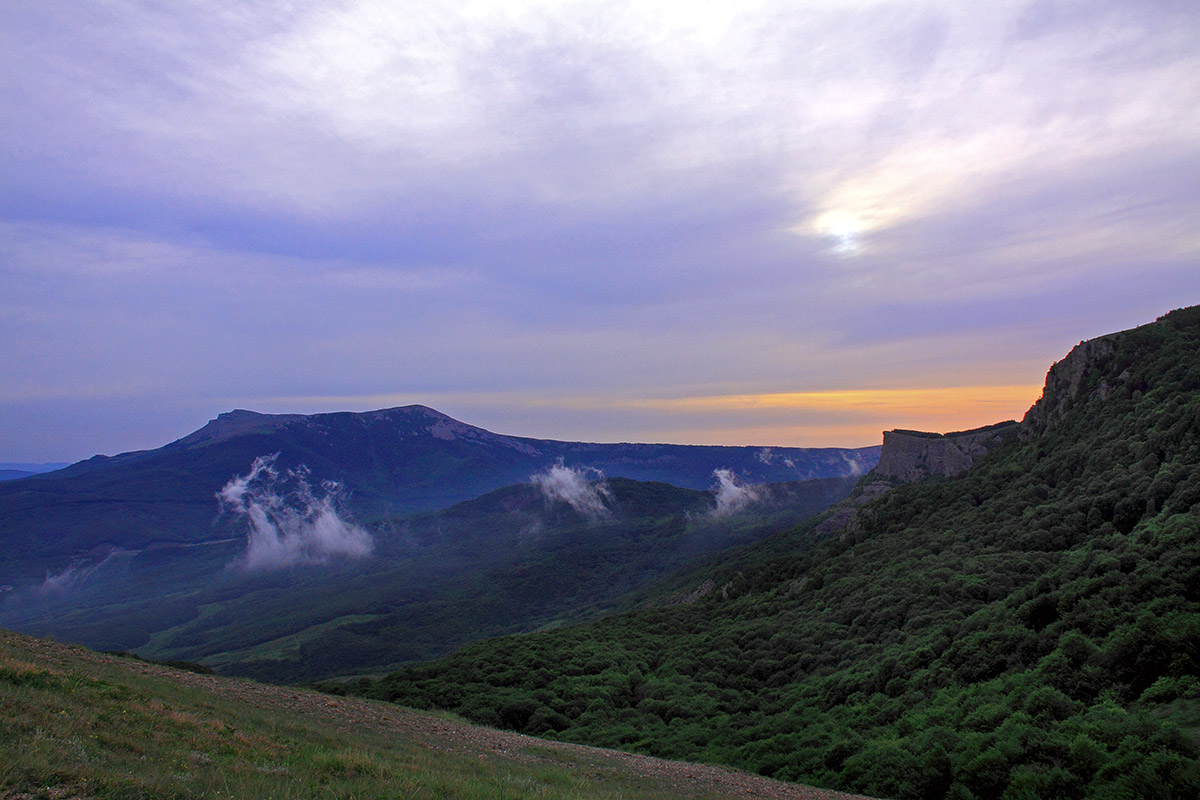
{"left": 255, "top": 384, "right": 1044, "bottom": 448}
{"left": 627, "top": 385, "right": 1041, "bottom": 415}
{"left": 620, "top": 384, "right": 1043, "bottom": 447}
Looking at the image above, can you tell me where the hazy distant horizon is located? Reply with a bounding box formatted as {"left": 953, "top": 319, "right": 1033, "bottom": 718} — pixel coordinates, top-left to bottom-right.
{"left": 5, "top": 400, "right": 898, "bottom": 466}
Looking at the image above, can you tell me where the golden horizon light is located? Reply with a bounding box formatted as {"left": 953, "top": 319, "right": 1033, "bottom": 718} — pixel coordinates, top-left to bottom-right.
{"left": 248, "top": 384, "right": 1045, "bottom": 449}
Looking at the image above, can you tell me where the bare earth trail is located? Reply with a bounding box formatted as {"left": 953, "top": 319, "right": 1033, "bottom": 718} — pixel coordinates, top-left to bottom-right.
{"left": 9, "top": 633, "right": 875, "bottom": 800}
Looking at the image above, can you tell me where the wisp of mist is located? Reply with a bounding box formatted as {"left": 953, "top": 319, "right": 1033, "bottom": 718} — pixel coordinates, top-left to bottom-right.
{"left": 710, "top": 468, "right": 762, "bottom": 518}
{"left": 530, "top": 459, "right": 613, "bottom": 521}
{"left": 219, "top": 454, "right": 373, "bottom": 571}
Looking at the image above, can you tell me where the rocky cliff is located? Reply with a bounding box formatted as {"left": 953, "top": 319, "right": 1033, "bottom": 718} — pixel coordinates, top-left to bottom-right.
{"left": 817, "top": 307, "right": 1200, "bottom": 542}
{"left": 1020, "top": 333, "right": 1121, "bottom": 439}
{"left": 813, "top": 421, "right": 1019, "bottom": 539}
{"left": 872, "top": 421, "right": 1021, "bottom": 482}
{"left": 865, "top": 325, "right": 1136, "bottom": 482}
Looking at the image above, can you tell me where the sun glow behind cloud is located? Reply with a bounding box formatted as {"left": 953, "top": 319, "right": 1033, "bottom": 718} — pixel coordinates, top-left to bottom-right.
{"left": 1, "top": 1, "right": 1198, "bottom": 460}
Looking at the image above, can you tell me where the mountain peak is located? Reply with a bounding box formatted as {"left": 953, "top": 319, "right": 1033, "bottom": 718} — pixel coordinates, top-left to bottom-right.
{"left": 174, "top": 409, "right": 308, "bottom": 448}
{"left": 173, "top": 404, "right": 484, "bottom": 449}
{"left": 1019, "top": 333, "right": 1120, "bottom": 439}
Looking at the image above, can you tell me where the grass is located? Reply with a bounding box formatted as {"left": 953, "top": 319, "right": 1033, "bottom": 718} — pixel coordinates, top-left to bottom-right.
{"left": 0, "top": 631, "right": 753, "bottom": 800}
{"left": 194, "top": 614, "right": 385, "bottom": 671}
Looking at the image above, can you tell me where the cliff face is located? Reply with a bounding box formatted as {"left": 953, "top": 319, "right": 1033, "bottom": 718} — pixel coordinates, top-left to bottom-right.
{"left": 816, "top": 307, "right": 1200, "bottom": 543}
{"left": 1020, "top": 334, "right": 1120, "bottom": 439}
{"left": 815, "top": 420, "right": 1020, "bottom": 539}
{"left": 872, "top": 323, "right": 1143, "bottom": 481}
{"left": 872, "top": 421, "right": 1021, "bottom": 482}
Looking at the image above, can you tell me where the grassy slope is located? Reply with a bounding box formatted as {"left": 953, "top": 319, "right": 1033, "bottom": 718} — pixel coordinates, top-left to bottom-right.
{"left": 0, "top": 631, "right": 872, "bottom": 800}
{"left": 348, "top": 308, "right": 1200, "bottom": 800}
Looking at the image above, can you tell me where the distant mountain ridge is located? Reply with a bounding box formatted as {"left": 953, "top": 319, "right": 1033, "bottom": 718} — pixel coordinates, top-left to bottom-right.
{"left": 0, "top": 462, "right": 70, "bottom": 482}
{"left": 0, "top": 403, "right": 877, "bottom": 586}
{"left": 52, "top": 404, "right": 877, "bottom": 493}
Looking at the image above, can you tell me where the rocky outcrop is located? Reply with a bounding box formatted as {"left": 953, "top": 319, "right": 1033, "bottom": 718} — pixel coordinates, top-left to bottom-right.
{"left": 813, "top": 309, "right": 1198, "bottom": 543}
{"left": 872, "top": 421, "right": 1020, "bottom": 482}
{"left": 811, "top": 421, "right": 1019, "bottom": 540}
{"left": 664, "top": 578, "right": 737, "bottom": 606}
{"left": 811, "top": 480, "right": 893, "bottom": 539}
{"left": 1020, "top": 334, "right": 1119, "bottom": 439}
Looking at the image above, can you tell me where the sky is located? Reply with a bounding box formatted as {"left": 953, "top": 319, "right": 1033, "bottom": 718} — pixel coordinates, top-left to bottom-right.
{"left": 2, "top": 0, "right": 1199, "bottom": 462}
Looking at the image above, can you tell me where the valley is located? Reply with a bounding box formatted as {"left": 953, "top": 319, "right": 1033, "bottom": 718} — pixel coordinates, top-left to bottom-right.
{"left": 3, "top": 307, "right": 1199, "bottom": 800}
{"left": 0, "top": 411, "right": 869, "bottom": 682}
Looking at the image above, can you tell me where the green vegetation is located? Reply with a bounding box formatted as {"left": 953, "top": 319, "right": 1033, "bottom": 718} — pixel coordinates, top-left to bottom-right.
{"left": 0, "top": 631, "right": 774, "bottom": 800}
{"left": 342, "top": 308, "right": 1200, "bottom": 799}
{"left": 1, "top": 476, "right": 857, "bottom": 683}
{"left": 0, "top": 404, "right": 878, "bottom": 588}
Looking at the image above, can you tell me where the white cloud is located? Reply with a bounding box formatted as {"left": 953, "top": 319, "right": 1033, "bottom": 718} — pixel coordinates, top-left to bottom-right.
{"left": 710, "top": 468, "right": 762, "bottom": 518}
{"left": 219, "top": 454, "right": 374, "bottom": 571}
{"left": 530, "top": 459, "right": 612, "bottom": 520}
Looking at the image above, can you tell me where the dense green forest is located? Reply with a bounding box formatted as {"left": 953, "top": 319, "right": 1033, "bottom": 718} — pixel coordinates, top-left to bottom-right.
{"left": 332, "top": 308, "right": 1200, "bottom": 799}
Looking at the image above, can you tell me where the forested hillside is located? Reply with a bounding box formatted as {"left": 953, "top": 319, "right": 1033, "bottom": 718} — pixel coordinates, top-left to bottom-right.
{"left": 2, "top": 473, "right": 858, "bottom": 683}
{"left": 338, "top": 307, "right": 1200, "bottom": 800}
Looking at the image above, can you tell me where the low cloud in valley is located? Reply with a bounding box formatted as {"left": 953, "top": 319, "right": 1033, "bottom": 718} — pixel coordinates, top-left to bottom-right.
{"left": 710, "top": 468, "right": 763, "bottom": 518}
{"left": 531, "top": 460, "right": 613, "bottom": 521}
{"left": 219, "top": 454, "right": 373, "bottom": 571}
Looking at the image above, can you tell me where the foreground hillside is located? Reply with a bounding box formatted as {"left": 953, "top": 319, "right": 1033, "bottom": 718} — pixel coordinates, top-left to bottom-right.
{"left": 0, "top": 631, "right": 872, "bottom": 800}
{"left": 343, "top": 307, "right": 1200, "bottom": 799}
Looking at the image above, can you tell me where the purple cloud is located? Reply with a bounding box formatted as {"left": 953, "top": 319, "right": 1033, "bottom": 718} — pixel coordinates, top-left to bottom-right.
{"left": 2, "top": 1, "right": 1198, "bottom": 460}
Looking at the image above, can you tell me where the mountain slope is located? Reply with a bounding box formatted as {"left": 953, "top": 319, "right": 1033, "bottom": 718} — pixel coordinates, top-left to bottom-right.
{"left": 346, "top": 307, "right": 1200, "bottom": 800}
{"left": 0, "top": 472, "right": 859, "bottom": 683}
{"left": 0, "top": 404, "right": 878, "bottom": 586}
{"left": 0, "top": 630, "right": 875, "bottom": 800}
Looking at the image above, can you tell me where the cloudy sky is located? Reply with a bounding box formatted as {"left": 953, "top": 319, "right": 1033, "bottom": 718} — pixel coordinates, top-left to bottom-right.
{"left": 2, "top": 0, "right": 1198, "bottom": 462}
